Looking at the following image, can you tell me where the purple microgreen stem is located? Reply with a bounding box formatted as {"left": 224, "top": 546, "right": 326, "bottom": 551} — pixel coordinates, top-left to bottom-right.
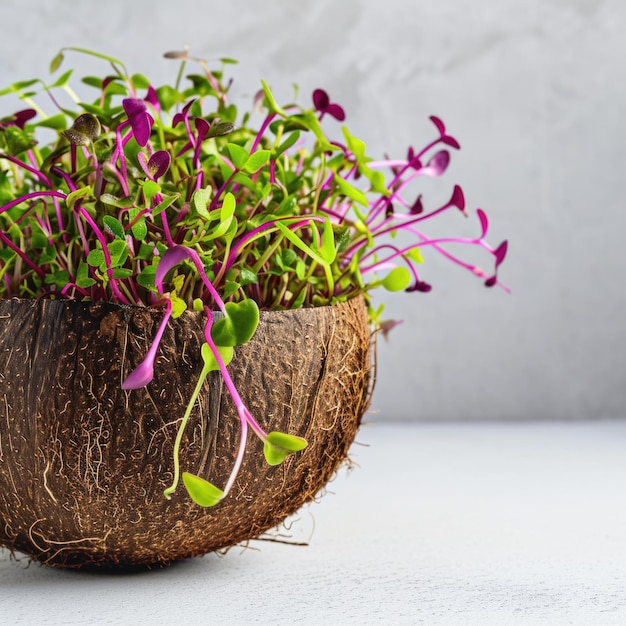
{"left": 122, "top": 298, "right": 173, "bottom": 390}
{"left": 75, "top": 205, "right": 130, "bottom": 304}
{"left": 155, "top": 245, "right": 226, "bottom": 313}
{"left": 201, "top": 309, "right": 268, "bottom": 496}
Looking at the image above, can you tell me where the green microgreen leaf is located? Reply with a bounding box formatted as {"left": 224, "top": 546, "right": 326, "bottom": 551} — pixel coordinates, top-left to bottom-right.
{"left": 201, "top": 341, "right": 233, "bottom": 371}
{"left": 155, "top": 84, "right": 180, "bottom": 111}
{"left": 260, "top": 80, "right": 286, "bottom": 116}
{"left": 342, "top": 125, "right": 367, "bottom": 161}
{"left": 334, "top": 174, "right": 369, "bottom": 207}
{"left": 142, "top": 180, "right": 161, "bottom": 203}
{"left": 243, "top": 149, "right": 271, "bottom": 174}
{"left": 108, "top": 239, "right": 128, "bottom": 267}
{"left": 381, "top": 266, "right": 411, "bottom": 291}
{"left": 3, "top": 126, "right": 36, "bottom": 155}
{"left": 192, "top": 187, "right": 212, "bottom": 218}
{"left": 239, "top": 267, "right": 258, "bottom": 286}
{"left": 182, "top": 472, "right": 224, "bottom": 507}
{"left": 169, "top": 293, "right": 186, "bottom": 318}
{"left": 35, "top": 114, "right": 68, "bottom": 130}
{"left": 86, "top": 248, "right": 105, "bottom": 268}
{"left": 263, "top": 431, "right": 308, "bottom": 466}
{"left": 315, "top": 218, "right": 337, "bottom": 264}
{"left": 49, "top": 51, "right": 64, "bottom": 74}
{"left": 227, "top": 143, "right": 248, "bottom": 170}
{"left": 99, "top": 194, "right": 133, "bottom": 209}
{"left": 50, "top": 68, "right": 73, "bottom": 88}
{"left": 274, "top": 131, "right": 300, "bottom": 158}
{"left": 136, "top": 265, "right": 157, "bottom": 290}
{"left": 128, "top": 208, "right": 147, "bottom": 239}
{"left": 102, "top": 215, "right": 125, "bottom": 239}
{"left": 204, "top": 191, "right": 237, "bottom": 239}
{"left": 211, "top": 299, "right": 260, "bottom": 347}
{"left": 152, "top": 193, "right": 180, "bottom": 216}
{"left": 405, "top": 248, "right": 424, "bottom": 264}
{"left": 131, "top": 73, "right": 150, "bottom": 90}
{"left": 44, "top": 269, "right": 69, "bottom": 289}
{"left": 274, "top": 221, "right": 328, "bottom": 267}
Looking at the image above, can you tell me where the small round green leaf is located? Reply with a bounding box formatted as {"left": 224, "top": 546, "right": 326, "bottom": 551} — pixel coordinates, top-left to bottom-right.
{"left": 103, "top": 215, "right": 125, "bottom": 239}
{"left": 382, "top": 266, "right": 411, "bottom": 292}
{"left": 182, "top": 472, "right": 224, "bottom": 507}
{"left": 192, "top": 187, "right": 212, "bottom": 218}
{"left": 86, "top": 248, "right": 105, "bottom": 268}
{"left": 75, "top": 262, "right": 96, "bottom": 288}
{"left": 201, "top": 342, "right": 233, "bottom": 371}
{"left": 263, "top": 431, "right": 308, "bottom": 466}
{"left": 211, "top": 299, "right": 259, "bottom": 347}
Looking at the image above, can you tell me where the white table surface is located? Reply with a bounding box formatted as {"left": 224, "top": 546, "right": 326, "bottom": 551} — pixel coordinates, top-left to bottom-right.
{"left": 2, "top": 421, "right": 626, "bottom": 625}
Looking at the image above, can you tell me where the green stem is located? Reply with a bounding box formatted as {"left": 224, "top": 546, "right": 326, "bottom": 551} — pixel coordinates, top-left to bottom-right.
{"left": 287, "top": 260, "right": 317, "bottom": 306}
{"left": 163, "top": 359, "right": 211, "bottom": 499}
{"left": 251, "top": 234, "right": 285, "bottom": 275}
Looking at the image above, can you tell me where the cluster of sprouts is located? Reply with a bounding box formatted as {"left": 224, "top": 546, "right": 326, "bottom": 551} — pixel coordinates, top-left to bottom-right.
{"left": 0, "top": 48, "right": 507, "bottom": 505}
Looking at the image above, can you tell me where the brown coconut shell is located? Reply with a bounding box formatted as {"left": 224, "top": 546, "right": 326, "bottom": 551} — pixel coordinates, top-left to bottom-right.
{"left": 0, "top": 296, "right": 372, "bottom": 568}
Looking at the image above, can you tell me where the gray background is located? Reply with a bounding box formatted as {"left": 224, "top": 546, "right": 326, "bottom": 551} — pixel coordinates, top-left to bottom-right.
{"left": 1, "top": 0, "right": 624, "bottom": 421}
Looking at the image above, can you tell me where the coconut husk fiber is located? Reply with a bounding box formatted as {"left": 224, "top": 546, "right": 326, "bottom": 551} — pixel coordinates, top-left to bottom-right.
{"left": 0, "top": 296, "right": 372, "bottom": 568}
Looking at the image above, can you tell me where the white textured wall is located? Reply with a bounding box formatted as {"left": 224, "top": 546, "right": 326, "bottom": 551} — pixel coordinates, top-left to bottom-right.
{"left": 1, "top": 0, "right": 624, "bottom": 420}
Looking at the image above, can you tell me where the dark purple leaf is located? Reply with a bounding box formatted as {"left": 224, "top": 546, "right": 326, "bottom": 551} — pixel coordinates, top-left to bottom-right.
{"left": 430, "top": 115, "right": 446, "bottom": 136}
{"left": 145, "top": 86, "right": 159, "bottom": 109}
{"left": 409, "top": 194, "right": 424, "bottom": 215}
{"left": 449, "top": 185, "right": 465, "bottom": 211}
{"left": 147, "top": 150, "right": 171, "bottom": 181}
{"left": 484, "top": 275, "right": 497, "bottom": 288}
{"left": 385, "top": 201, "right": 395, "bottom": 218}
{"left": 313, "top": 89, "right": 345, "bottom": 120}
{"left": 312, "top": 89, "right": 329, "bottom": 111}
{"left": 172, "top": 98, "right": 196, "bottom": 128}
{"left": 407, "top": 280, "right": 432, "bottom": 293}
{"left": 442, "top": 134, "right": 461, "bottom": 149}
{"left": 122, "top": 98, "right": 153, "bottom": 147}
{"left": 123, "top": 98, "right": 147, "bottom": 118}
{"left": 13, "top": 109, "right": 37, "bottom": 129}
{"left": 325, "top": 103, "right": 346, "bottom": 121}
{"left": 175, "top": 141, "right": 193, "bottom": 158}
{"left": 194, "top": 117, "right": 210, "bottom": 141}
{"left": 102, "top": 76, "right": 116, "bottom": 91}
{"left": 494, "top": 240, "right": 508, "bottom": 267}
{"left": 409, "top": 156, "right": 423, "bottom": 170}
{"left": 476, "top": 208, "right": 489, "bottom": 238}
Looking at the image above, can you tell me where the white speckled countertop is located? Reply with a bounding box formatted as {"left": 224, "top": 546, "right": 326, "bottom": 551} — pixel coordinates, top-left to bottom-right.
{"left": 2, "top": 421, "right": 625, "bottom": 625}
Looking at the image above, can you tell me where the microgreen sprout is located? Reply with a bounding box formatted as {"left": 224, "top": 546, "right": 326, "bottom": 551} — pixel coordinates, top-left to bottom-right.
{"left": 0, "top": 48, "right": 508, "bottom": 506}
